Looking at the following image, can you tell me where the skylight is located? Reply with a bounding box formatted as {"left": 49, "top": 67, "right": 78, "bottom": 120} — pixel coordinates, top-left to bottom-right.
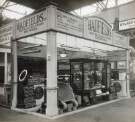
{"left": 73, "top": 4, "right": 97, "bottom": 16}
{"left": 118, "top": 0, "right": 134, "bottom": 5}
{"left": 2, "top": 2, "right": 34, "bottom": 19}
{"left": 0, "top": 0, "right": 6, "bottom": 6}
{"left": 0, "top": 0, "right": 134, "bottom": 19}
{"left": 72, "top": 0, "right": 134, "bottom": 17}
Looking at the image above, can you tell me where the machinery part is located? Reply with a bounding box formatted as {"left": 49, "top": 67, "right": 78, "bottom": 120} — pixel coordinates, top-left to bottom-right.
{"left": 19, "top": 69, "right": 28, "bottom": 82}
{"left": 34, "top": 86, "right": 44, "bottom": 100}
{"left": 58, "top": 83, "right": 78, "bottom": 111}
{"left": 34, "top": 84, "right": 45, "bottom": 106}
{"left": 113, "top": 82, "right": 121, "bottom": 93}
{"left": 59, "top": 100, "right": 68, "bottom": 110}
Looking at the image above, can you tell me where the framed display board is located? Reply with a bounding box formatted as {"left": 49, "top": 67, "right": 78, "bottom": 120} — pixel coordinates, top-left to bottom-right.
{"left": 117, "top": 61, "right": 126, "bottom": 69}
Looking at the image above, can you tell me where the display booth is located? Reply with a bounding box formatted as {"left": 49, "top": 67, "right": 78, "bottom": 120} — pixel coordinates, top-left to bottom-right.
{"left": 0, "top": 24, "right": 12, "bottom": 107}
{"left": 129, "top": 46, "right": 135, "bottom": 97}
{"left": 0, "top": 5, "right": 130, "bottom": 117}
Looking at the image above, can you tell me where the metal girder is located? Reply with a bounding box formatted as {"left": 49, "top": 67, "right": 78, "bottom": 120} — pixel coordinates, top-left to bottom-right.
{"left": 8, "top": 0, "right": 103, "bottom": 11}
{"left": 96, "top": 0, "right": 108, "bottom": 10}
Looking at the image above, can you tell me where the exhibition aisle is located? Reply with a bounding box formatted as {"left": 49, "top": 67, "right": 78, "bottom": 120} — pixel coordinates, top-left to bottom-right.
{"left": 0, "top": 97, "right": 135, "bottom": 122}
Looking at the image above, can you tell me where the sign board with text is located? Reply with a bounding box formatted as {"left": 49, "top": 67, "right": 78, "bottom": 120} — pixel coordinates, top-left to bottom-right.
{"left": 119, "top": 19, "right": 135, "bottom": 31}
{"left": 113, "top": 32, "right": 129, "bottom": 49}
{"left": 0, "top": 5, "right": 129, "bottom": 49}
{"left": 84, "top": 17, "right": 112, "bottom": 44}
{"left": 0, "top": 23, "right": 13, "bottom": 45}
{"left": 117, "top": 61, "right": 126, "bottom": 69}
{"left": 55, "top": 10, "right": 83, "bottom": 37}
{"left": 107, "top": 50, "right": 127, "bottom": 61}
{"left": 15, "top": 9, "right": 48, "bottom": 39}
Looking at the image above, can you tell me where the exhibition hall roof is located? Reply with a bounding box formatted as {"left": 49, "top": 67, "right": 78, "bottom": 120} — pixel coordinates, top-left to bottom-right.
{"left": 0, "top": 0, "right": 134, "bottom": 21}
{"left": 8, "top": 0, "right": 101, "bottom": 11}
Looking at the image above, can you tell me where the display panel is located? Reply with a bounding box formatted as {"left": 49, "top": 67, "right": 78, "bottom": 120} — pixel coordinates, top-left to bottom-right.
{"left": 117, "top": 61, "right": 126, "bottom": 69}
{"left": 71, "top": 62, "right": 83, "bottom": 90}
{"left": 0, "top": 53, "right": 4, "bottom": 84}
{"left": 17, "top": 33, "right": 47, "bottom": 111}
{"left": 0, "top": 66, "right": 4, "bottom": 84}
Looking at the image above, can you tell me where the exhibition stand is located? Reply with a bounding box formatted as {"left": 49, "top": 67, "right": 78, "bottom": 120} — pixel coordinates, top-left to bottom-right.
{"left": 0, "top": 4, "right": 130, "bottom": 117}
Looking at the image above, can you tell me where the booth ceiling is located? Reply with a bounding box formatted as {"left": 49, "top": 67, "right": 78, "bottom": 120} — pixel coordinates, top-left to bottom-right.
{"left": 8, "top": 0, "right": 102, "bottom": 11}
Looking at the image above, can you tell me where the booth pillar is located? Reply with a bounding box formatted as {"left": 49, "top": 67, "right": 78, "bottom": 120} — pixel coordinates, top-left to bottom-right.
{"left": 46, "top": 31, "right": 58, "bottom": 116}
{"left": 4, "top": 52, "right": 8, "bottom": 84}
{"left": 113, "top": 0, "right": 119, "bottom": 31}
{"left": 126, "top": 49, "right": 131, "bottom": 98}
{"left": 11, "top": 40, "right": 18, "bottom": 109}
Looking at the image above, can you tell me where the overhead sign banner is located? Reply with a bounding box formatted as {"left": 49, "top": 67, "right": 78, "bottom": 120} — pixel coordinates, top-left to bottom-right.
{"left": 12, "top": 5, "right": 129, "bottom": 49}
{"left": 113, "top": 32, "right": 129, "bottom": 48}
{"left": 84, "top": 17, "right": 112, "bottom": 44}
{"left": 119, "top": 19, "right": 135, "bottom": 31}
{"left": 55, "top": 10, "right": 83, "bottom": 37}
{"left": 15, "top": 9, "right": 48, "bottom": 39}
{"left": 0, "top": 23, "right": 13, "bottom": 44}
{"left": 107, "top": 50, "right": 127, "bottom": 61}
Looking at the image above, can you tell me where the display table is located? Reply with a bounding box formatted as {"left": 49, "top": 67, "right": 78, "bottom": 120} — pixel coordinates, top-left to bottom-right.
{"left": 73, "top": 85, "right": 109, "bottom": 106}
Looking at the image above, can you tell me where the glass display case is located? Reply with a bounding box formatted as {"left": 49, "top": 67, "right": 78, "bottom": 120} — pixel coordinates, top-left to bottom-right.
{"left": 70, "top": 59, "right": 111, "bottom": 106}
{"left": 17, "top": 56, "right": 46, "bottom": 109}
{"left": 57, "top": 61, "right": 70, "bottom": 83}
{"left": 70, "top": 62, "right": 83, "bottom": 90}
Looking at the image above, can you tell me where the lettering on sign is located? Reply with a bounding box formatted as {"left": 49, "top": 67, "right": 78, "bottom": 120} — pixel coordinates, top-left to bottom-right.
{"left": 0, "top": 24, "right": 13, "bottom": 44}
{"left": 84, "top": 17, "right": 112, "bottom": 44}
{"left": 88, "top": 19, "right": 111, "bottom": 36}
{"left": 119, "top": 19, "right": 135, "bottom": 30}
{"left": 107, "top": 50, "right": 127, "bottom": 61}
{"left": 112, "top": 32, "right": 128, "bottom": 48}
{"left": 15, "top": 9, "right": 48, "bottom": 39}
{"left": 56, "top": 10, "right": 83, "bottom": 37}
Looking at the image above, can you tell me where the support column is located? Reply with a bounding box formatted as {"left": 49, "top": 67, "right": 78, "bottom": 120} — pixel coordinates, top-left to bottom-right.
{"left": 126, "top": 49, "right": 131, "bottom": 98}
{"left": 4, "top": 52, "right": 8, "bottom": 84}
{"left": 46, "top": 31, "right": 58, "bottom": 116}
{"left": 113, "top": 0, "right": 119, "bottom": 31}
{"left": 11, "top": 40, "right": 18, "bottom": 109}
